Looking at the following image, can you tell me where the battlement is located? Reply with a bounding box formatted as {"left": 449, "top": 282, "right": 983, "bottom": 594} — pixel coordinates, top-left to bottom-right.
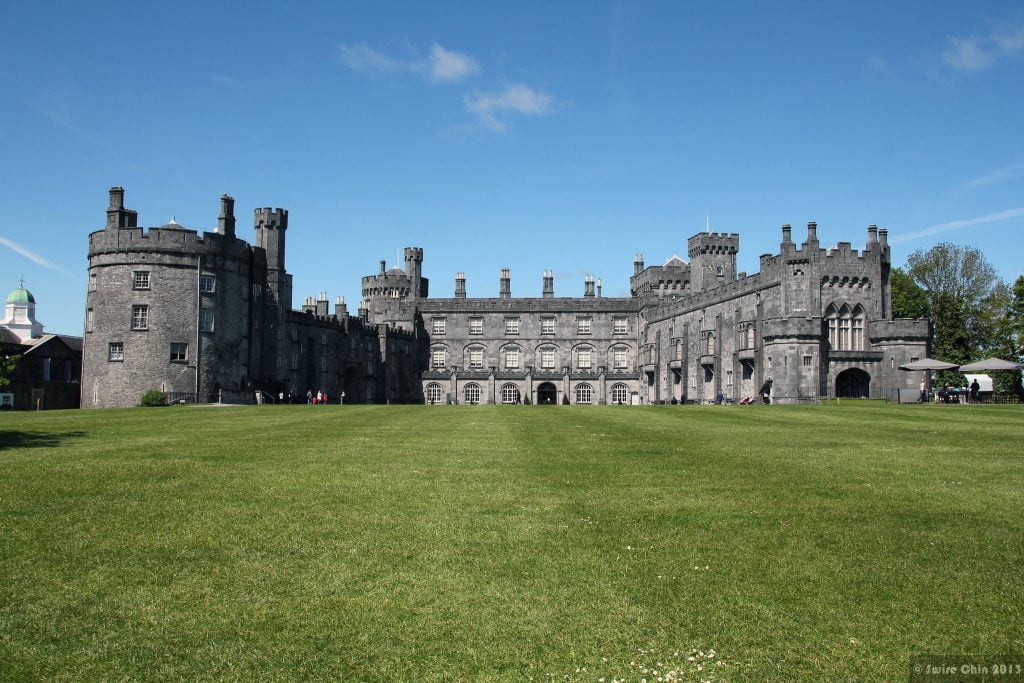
{"left": 643, "top": 270, "right": 774, "bottom": 323}
{"left": 254, "top": 207, "right": 288, "bottom": 230}
{"left": 87, "top": 223, "right": 247, "bottom": 260}
{"left": 418, "top": 297, "right": 640, "bottom": 313}
{"left": 687, "top": 232, "right": 740, "bottom": 258}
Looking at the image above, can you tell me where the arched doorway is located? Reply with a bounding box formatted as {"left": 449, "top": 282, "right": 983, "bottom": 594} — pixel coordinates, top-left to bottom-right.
{"left": 836, "top": 368, "right": 870, "bottom": 398}
{"left": 537, "top": 382, "right": 557, "bottom": 405}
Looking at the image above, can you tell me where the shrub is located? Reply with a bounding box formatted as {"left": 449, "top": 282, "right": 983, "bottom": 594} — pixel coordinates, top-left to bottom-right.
{"left": 139, "top": 390, "right": 168, "bottom": 407}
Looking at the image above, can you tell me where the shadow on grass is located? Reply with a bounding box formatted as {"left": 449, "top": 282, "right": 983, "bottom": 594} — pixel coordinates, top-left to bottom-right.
{"left": 0, "top": 431, "right": 88, "bottom": 451}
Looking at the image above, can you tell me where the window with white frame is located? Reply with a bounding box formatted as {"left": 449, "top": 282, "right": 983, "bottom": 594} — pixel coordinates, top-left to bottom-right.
{"left": 108, "top": 342, "right": 124, "bottom": 361}
{"left": 577, "top": 348, "right": 592, "bottom": 369}
{"left": 199, "top": 309, "right": 215, "bottom": 333}
{"left": 431, "top": 347, "right": 447, "bottom": 369}
{"left": 199, "top": 274, "right": 216, "bottom": 293}
{"left": 464, "top": 383, "right": 481, "bottom": 404}
{"left": 432, "top": 317, "right": 446, "bottom": 335}
{"left": 500, "top": 383, "right": 520, "bottom": 404}
{"left": 131, "top": 305, "right": 148, "bottom": 330}
{"left": 468, "top": 347, "right": 483, "bottom": 369}
{"left": 425, "top": 383, "right": 444, "bottom": 404}
{"left": 504, "top": 347, "right": 520, "bottom": 369}
{"left": 541, "top": 317, "right": 555, "bottom": 335}
{"left": 825, "top": 304, "right": 864, "bottom": 351}
{"left": 613, "top": 317, "right": 628, "bottom": 334}
{"left": 169, "top": 342, "right": 188, "bottom": 362}
{"left": 540, "top": 348, "right": 555, "bottom": 369}
{"left": 469, "top": 317, "right": 483, "bottom": 335}
{"left": 613, "top": 347, "right": 628, "bottom": 369}
{"left": 577, "top": 317, "right": 591, "bottom": 335}
{"left": 505, "top": 317, "right": 520, "bottom": 335}
{"left": 133, "top": 271, "right": 150, "bottom": 290}
{"left": 575, "top": 383, "right": 593, "bottom": 404}
{"left": 610, "top": 383, "right": 629, "bottom": 404}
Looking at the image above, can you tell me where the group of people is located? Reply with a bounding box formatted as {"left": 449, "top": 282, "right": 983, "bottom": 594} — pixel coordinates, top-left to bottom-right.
{"left": 919, "top": 379, "right": 981, "bottom": 404}
{"left": 305, "top": 389, "right": 340, "bottom": 405}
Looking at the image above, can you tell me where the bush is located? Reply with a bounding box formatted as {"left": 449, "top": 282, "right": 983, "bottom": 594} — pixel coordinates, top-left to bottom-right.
{"left": 139, "top": 390, "right": 168, "bottom": 407}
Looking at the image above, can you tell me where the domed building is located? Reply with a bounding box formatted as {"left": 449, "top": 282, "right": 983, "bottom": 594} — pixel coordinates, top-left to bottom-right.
{"left": 0, "top": 283, "right": 82, "bottom": 410}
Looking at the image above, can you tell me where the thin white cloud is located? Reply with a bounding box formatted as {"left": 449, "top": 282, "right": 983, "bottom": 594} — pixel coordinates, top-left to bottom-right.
{"left": 464, "top": 84, "right": 556, "bottom": 133}
{"left": 890, "top": 208, "right": 1024, "bottom": 244}
{"left": 944, "top": 20, "right": 1024, "bottom": 72}
{"left": 428, "top": 43, "right": 479, "bottom": 83}
{"left": 966, "top": 162, "right": 1024, "bottom": 188}
{"left": 21, "top": 96, "right": 102, "bottom": 145}
{"left": 338, "top": 42, "right": 478, "bottom": 84}
{"left": 0, "top": 236, "right": 72, "bottom": 274}
{"left": 211, "top": 74, "right": 241, "bottom": 88}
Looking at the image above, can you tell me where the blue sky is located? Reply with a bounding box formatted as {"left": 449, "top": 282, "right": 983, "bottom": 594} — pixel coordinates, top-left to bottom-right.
{"left": 2, "top": 1, "right": 1023, "bottom": 335}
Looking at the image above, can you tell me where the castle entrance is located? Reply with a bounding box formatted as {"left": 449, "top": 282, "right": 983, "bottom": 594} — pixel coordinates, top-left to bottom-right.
{"left": 835, "top": 368, "right": 870, "bottom": 399}
{"left": 536, "top": 382, "right": 557, "bottom": 405}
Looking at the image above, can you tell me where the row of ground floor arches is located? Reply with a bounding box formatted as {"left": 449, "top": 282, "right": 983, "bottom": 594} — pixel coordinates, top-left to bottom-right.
{"left": 423, "top": 380, "right": 640, "bottom": 405}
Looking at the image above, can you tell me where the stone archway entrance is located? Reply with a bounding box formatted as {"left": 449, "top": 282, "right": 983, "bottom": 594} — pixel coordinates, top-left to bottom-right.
{"left": 836, "top": 368, "right": 870, "bottom": 398}
{"left": 537, "top": 382, "right": 557, "bottom": 405}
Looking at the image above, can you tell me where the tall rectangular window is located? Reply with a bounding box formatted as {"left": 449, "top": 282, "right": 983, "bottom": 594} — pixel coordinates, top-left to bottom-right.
{"left": 432, "top": 318, "right": 446, "bottom": 335}
{"left": 199, "top": 274, "right": 216, "bottom": 293}
{"left": 86, "top": 308, "right": 93, "bottom": 332}
{"left": 578, "top": 349, "right": 592, "bottom": 369}
{"left": 199, "top": 309, "right": 215, "bottom": 333}
{"left": 469, "top": 317, "right": 483, "bottom": 335}
{"left": 613, "top": 348, "right": 627, "bottom": 369}
{"left": 321, "top": 355, "right": 328, "bottom": 372}
{"left": 505, "top": 318, "right": 519, "bottom": 335}
{"left": 291, "top": 352, "right": 299, "bottom": 370}
{"left": 577, "top": 317, "right": 591, "bottom": 335}
{"left": 505, "top": 348, "right": 520, "bottom": 369}
{"left": 169, "top": 342, "right": 188, "bottom": 362}
{"left": 541, "top": 317, "right": 555, "bottom": 335}
{"left": 613, "top": 317, "right": 628, "bottom": 334}
{"left": 469, "top": 348, "right": 483, "bottom": 369}
{"left": 541, "top": 349, "right": 555, "bottom": 369}
{"left": 431, "top": 348, "right": 446, "bottom": 369}
{"left": 239, "top": 347, "right": 248, "bottom": 365}
{"left": 131, "top": 305, "right": 148, "bottom": 330}
{"left": 133, "top": 271, "right": 150, "bottom": 290}
{"left": 108, "top": 342, "right": 124, "bottom": 361}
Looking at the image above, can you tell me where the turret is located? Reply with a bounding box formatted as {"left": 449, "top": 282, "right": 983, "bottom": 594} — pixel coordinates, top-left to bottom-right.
{"left": 499, "top": 268, "right": 511, "bottom": 299}
{"left": 254, "top": 207, "right": 288, "bottom": 271}
{"left": 687, "top": 232, "right": 739, "bottom": 293}
{"left": 218, "top": 194, "right": 236, "bottom": 237}
{"left": 542, "top": 270, "right": 554, "bottom": 298}
{"left": 404, "top": 247, "right": 424, "bottom": 298}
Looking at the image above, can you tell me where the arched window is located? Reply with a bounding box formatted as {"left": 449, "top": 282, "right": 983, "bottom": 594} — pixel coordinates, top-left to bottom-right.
{"left": 500, "top": 383, "right": 520, "bottom": 404}
{"left": 610, "top": 383, "right": 629, "bottom": 404}
{"left": 575, "top": 383, "right": 593, "bottom": 404}
{"left": 825, "top": 304, "right": 865, "bottom": 351}
{"left": 425, "top": 383, "right": 444, "bottom": 404}
{"left": 463, "top": 383, "right": 481, "bottom": 404}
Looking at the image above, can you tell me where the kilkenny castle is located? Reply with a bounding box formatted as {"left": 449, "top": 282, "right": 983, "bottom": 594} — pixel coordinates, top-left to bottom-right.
{"left": 82, "top": 187, "right": 929, "bottom": 407}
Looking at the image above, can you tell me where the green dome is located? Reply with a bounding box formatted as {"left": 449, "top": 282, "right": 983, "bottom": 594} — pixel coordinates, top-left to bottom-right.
{"left": 6, "top": 287, "right": 35, "bottom": 304}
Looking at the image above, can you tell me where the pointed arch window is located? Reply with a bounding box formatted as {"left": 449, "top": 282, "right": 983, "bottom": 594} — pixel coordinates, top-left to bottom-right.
{"left": 825, "top": 304, "right": 865, "bottom": 351}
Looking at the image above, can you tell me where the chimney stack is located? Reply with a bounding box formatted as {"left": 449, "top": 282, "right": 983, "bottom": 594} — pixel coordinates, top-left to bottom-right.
{"left": 218, "top": 194, "right": 236, "bottom": 237}
{"left": 807, "top": 220, "right": 818, "bottom": 244}
{"left": 542, "top": 270, "right": 554, "bottom": 298}
{"left": 878, "top": 228, "right": 888, "bottom": 248}
{"left": 584, "top": 274, "right": 595, "bottom": 297}
{"left": 455, "top": 272, "right": 467, "bottom": 298}
{"left": 335, "top": 296, "right": 348, "bottom": 318}
{"left": 499, "top": 268, "right": 511, "bottom": 299}
{"left": 634, "top": 253, "right": 645, "bottom": 275}
{"left": 781, "top": 224, "right": 792, "bottom": 243}
{"left": 867, "top": 224, "right": 878, "bottom": 245}
{"left": 597, "top": 278, "right": 603, "bottom": 297}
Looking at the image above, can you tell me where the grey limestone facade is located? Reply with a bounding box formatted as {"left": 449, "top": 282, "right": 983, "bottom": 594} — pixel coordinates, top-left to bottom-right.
{"left": 82, "top": 187, "right": 929, "bottom": 408}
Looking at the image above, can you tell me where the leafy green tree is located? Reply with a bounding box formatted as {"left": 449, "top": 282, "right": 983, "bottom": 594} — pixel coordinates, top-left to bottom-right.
{"left": 890, "top": 267, "right": 930, "bottom": 319}
{"left": 990, "top": 275, "right": 1024, "bottom": 395}
{"left": 0, "top": 354, "right": 19, "bottom": 389}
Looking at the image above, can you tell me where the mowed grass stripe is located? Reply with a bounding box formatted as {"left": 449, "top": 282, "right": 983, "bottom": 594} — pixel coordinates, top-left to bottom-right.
{"left": 1, "top": 403, "right": 1022, "bottom": 680}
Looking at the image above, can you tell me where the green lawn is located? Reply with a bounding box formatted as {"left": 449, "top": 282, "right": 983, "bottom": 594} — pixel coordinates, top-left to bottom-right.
{"left": 1, "top": 403, "right": 1022, "bottom": 680}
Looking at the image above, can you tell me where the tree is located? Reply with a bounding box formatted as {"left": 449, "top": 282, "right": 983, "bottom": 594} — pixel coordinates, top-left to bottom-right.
{"left": 905, "top": 243, "right": 1002, "bottom": 364}
{"left": 990, "top": 275, "right": 1024, "bottom": 395}
{"left": 0, "top": 354, "right": 19, "bottom": 390}
{"left": 890, "top": 267, "right": 930, "bottom": 319}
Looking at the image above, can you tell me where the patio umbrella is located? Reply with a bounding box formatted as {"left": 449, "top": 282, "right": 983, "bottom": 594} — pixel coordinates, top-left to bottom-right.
{"left": 957, "top": 358, "right": 1023, "bottom": 372}
{"left": 898, "top": 358, "right": 959, "bottom": 371}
